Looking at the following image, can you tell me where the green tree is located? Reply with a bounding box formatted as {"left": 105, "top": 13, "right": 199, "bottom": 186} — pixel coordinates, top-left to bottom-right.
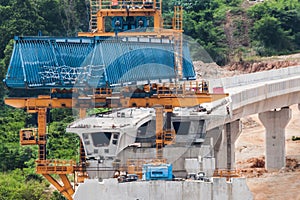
{"left": 184, "top": 5, "right": 230, "bottom": 65}
{"left": 248, "top": 0, "right": 300, "bottom": 55}
{"left": 251, "top": 16, "right": 294, "bottom": 55}
{"left": 0, "top": 169, "right": 60, "bottom": 200}
{"left": 47, "top": 108, "right": 79, "bottom": 161}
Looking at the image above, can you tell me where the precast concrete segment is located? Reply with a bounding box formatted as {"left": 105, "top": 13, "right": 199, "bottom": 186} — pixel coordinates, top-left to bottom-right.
{"left": 258, "top": 107, "right": 292, "bottom": 170}
{"left": 73, "top": 178, "right": 253, "bottom": 200}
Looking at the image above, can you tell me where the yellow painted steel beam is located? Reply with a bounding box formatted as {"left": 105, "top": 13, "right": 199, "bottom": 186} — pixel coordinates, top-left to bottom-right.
{"left": 153, "top": 10, "right": 162, "bottom": 29}
{"left": 79, "top": 108, "right": 87, "bottom": 118}
{"left": 78, "top": 30, "right": 176, "bottom": 37}
{"left": 4, "top": 97, "right": 73, "bottom": 110}
{"left": 59, "top": 174, "right": 75, "bottom": 196}
{"left": 43, "top": 174, "right": 74, "bottom": 200}
{"left": 120, "top": 94, "right": 227, "bottom": 108}
{"left": 98, "top": 9, "right": 157, "bottom": 16}
{"left": 155, "top": 106, "right": 164, "bottom": 159}
{"left": 5, "top": 93, "right": 228, "bottom": 110}
{"left": 97, "top": 12, "right": 105, "bottom": 32}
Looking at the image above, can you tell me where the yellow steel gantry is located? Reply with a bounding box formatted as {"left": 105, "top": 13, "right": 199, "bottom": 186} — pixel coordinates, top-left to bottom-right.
{"left": 7, "top": 85, "right": 227, "bottom": 200}
{"left": 80, "top": 0, "right": 163, "bottom": 36}
{"left": 4, "top": 1, "right": 228, "bottom": 199}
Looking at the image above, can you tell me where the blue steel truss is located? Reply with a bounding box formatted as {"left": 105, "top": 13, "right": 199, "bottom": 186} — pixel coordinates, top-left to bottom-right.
{"left": 4, "top": 36, "right": 195, "bottom": 89}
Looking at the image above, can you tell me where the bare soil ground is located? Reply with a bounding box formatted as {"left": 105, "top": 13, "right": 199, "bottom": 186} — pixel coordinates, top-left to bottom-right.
{"left": 194, "top": 55, "right": 300, "bottom": 199}
{"left": 236, "top": 104, "right": 300, "bottom": 200}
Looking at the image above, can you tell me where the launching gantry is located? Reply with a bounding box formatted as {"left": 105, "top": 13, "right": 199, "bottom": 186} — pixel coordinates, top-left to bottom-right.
{"left": 6, "top": 83, "right": 227, "bottom": 200}
{"left": 4, "top": 1, "right": 228, "bottom": 200}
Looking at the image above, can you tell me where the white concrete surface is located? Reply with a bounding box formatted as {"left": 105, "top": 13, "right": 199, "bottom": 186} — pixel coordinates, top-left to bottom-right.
{"left": 204, "top": 66, "right": 300, "bottom": 172}
{"left": 231, "top": 178, "right": 253, "bottom": 200}
{"left": 207, "top": 65, "right": 300, "bottom": 125}
{"left": 73, "top": 178, "right": 253, "bottom": 200}
{"left": 259, "top": 107, "right": 291, "bottom": 170}
{"left": 216, "top": 120, "right": 241, "bottom": 169}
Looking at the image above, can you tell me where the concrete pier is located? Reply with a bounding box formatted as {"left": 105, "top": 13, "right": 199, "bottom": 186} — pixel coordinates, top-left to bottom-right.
{"left": 207, "top": 121, "right": 241, "bottom": 170}
{"left": 258, "top": 107, "right": 291, "bottom": 170}
{"left": 204, "top": 126, "right": 224, "bottom": 169}
{"left": 224, "top": 120, "right": 242, "bottom": 170}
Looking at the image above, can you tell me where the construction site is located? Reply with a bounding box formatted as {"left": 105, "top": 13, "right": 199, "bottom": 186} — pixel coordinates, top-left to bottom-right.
{"left": 4, "top": 0, "right": 300, "bottom": 200}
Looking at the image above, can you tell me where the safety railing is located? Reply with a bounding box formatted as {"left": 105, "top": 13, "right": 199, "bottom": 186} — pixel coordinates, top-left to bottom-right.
{"left": 155, "top": 81, "right": 209, "bottom": 96}
{"left": 213, "top": 169, "right": 240, "bottom": 180}
{"left": 99, "top": 0, "right": 160, "bottom": 9}
{"left": 36, "top": 159, "right": 76, "bottom": 174}
{"left": 20, "top": 128, "right": 38, "bottom": 145}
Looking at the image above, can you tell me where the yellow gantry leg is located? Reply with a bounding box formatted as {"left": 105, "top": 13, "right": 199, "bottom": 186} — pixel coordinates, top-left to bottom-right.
{"left": 43, "top": 174, "right": 75, "bottom": 200}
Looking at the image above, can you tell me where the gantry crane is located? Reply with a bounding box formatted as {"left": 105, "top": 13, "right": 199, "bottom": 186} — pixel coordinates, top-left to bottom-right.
{"left": 4, "top": 1, "right": 228, "bottom": 199}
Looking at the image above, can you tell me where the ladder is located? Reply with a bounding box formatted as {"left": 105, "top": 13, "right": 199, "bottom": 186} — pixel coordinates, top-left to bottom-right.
{"left": 90, "top": 0, "right": 101, "bottom": 31}
{"left": 173, "top": 6, "right": 183, "bottom": 31}
{"left": 173, "top": 6, "right": 183, "bottom": 79}
{"left": 38, "top": 108, "right": 47, "bottom": 161}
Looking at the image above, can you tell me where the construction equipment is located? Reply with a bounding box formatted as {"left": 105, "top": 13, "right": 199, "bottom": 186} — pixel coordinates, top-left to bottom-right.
{"left": 3, "top": 1, "right": 229, "bottom": 199}
{"left": 142, "top": 163, "right": 173, "bottom": 181}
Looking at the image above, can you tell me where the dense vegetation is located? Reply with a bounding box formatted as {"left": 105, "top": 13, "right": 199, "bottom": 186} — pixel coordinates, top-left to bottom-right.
{"left": 0, "top": 0, "right": 300, "bottom": 199}
{"left": 0, "top": 106, "right": 77, "bottom": 199}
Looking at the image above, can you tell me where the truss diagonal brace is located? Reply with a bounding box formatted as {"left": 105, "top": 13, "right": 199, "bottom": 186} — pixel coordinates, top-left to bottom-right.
{"left": 43, "top": 174, "right": 74, "bottom": 200}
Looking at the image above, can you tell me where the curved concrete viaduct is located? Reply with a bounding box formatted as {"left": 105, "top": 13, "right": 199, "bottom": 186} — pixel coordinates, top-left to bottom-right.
{"left": 205, "top": 65, "right": 300, "bottom": 171}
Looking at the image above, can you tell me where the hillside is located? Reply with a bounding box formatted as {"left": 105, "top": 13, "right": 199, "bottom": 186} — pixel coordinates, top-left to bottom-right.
{"left": 195, "top": 53, "right": 300, "bottom": 79}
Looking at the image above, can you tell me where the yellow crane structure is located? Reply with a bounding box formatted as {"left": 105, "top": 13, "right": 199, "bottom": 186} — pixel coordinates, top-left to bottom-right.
{"left": 4, "top": 1, "right": 228, "bottom": 199}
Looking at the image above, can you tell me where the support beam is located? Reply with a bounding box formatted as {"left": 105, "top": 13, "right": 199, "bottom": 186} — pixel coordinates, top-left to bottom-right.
{"left": 59, "top": 174, "right": 75, "bottom": 196}
{"left": 259, "top": 107, "right": 291, "bottom": 171}
{"left": 43, "top": 174, "right": 74, "bottom": 200}
{"left": 79, "top": 108, "right": 87, "bottom": 119}
{"left": 155, "top": 106, "right": 164, "bottom": 159}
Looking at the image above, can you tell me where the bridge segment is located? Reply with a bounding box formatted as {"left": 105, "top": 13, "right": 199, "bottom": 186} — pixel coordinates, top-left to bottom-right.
{"left": 206, "top": 65, "right": 300, "bottom": 171}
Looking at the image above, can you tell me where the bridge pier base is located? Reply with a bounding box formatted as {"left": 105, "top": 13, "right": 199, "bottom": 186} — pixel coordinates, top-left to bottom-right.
{"left": 259, "top": 107, "right": 291, "bottom": 171}
{"left": 205, "top": 126, "right": 224, "bottom": 168}
{"left": 210, "top": 120, "right": 241, "bottom": 170}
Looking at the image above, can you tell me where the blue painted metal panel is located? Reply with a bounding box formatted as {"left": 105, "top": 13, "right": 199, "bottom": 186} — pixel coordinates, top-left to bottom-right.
{"left": 4, "top": 36, "right": 196, "bottom": 89}
{"left": 142, "top": 163, "right": 173, "bottom": 181}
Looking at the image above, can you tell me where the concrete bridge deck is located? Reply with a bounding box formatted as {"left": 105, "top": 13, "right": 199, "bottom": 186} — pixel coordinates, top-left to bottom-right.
{"left": 205, "top": 65, "right": 300, "bottom": 171}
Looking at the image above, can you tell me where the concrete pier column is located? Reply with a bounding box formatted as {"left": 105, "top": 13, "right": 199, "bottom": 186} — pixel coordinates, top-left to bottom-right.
{"left": 224, "top": 120, "right": 242, "bottom": 170}
{"left": 207, "top": 120, "right": 241, "bottom": 169}
{"left": 258, "top": 107, "right": 291, "bottom": 170}
{"left": 205, "top": 126, "right": 224, "bottom": 169}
